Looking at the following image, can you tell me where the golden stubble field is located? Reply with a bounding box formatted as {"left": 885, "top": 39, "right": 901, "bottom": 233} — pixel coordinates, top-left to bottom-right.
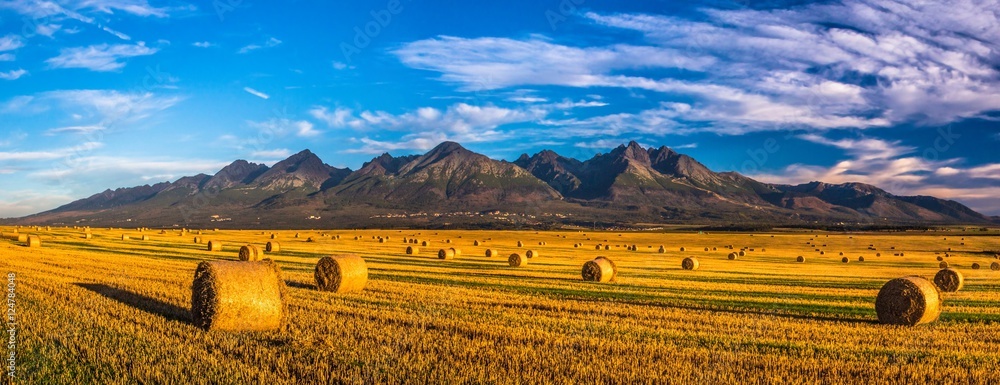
{"left": 1, "top": 226, "right": 999, "bottom": 384}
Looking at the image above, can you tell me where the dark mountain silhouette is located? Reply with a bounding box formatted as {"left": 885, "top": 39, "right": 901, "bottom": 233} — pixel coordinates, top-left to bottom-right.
{"left": 16, "top": 141, "right": 991, "bottom": 228}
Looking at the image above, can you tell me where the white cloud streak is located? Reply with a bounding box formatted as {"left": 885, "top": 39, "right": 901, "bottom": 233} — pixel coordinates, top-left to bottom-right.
{"left": 46, "top": 43, "right": 157, "bottom": 71}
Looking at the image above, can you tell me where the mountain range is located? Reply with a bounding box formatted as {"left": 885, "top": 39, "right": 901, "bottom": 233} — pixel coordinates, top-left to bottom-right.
{"left": 12, "top": 141, "right": 993, "bottom": 228}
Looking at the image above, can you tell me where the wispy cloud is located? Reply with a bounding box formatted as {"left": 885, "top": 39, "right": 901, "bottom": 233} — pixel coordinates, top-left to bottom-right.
{"left": 0, "top": 142, "right": 103, "bottom": 162}
{"left": 243, "top": 87, "right": 270, "bottom": 99}
{"left": 250, "top": 149, "right": 292, "bottom": 158}
{"left": 45, "top": 125, "right": 107, "bottom": 135}
{"left": 238, "top": 37, "right": 282, "bottom": 54}
{"left": 192, "top": 41, "right": 215, "bottom": 48}
{"left": 0, "top": 69, "right": 27, "bottom": 80}
{"left": 246, "top": 118, "right": 321, "bottom": 139}
{"left": 0, "top": 35, "right": 24, "bottom": 52}
{"left": 46, "top": 43, "right": 157, "bottom": 71}
{"left": 0, "top": 53, "right": 14, "bottom": 61}
{"left": 43, "top": 89, "right": 182, "bottom": 123}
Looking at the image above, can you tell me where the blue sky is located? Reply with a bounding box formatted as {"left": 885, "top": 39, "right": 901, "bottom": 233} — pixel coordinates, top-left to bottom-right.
{"left": 0, "top": 0, "right": 999, "bottom": 217}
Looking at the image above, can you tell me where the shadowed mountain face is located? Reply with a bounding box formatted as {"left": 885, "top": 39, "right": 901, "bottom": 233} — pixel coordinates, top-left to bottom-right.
{"left": 18, "top": 141, "right": 991, "bottom": 228}
{"left": 328, "top": 142, "right": 561, "bottom": 207}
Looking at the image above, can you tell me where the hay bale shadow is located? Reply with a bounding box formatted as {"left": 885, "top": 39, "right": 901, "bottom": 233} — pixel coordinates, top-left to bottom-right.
{"left": 285, "top": 280, "right": 315, "bottom": 290}
{"left": 75, "top": 283, "right": 189, "bottom": 323}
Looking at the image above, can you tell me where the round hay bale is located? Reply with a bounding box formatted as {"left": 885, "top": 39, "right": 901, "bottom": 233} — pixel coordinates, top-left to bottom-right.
{"left": 936, "top": 256, "right": 943, "bottom": 261}
{"left": 26, "top": 235, "right": 40, "bottom": 248}
{"left": 703, "top": 247, "right": 709, "bottom": 252}
{"left": 839, "top": 252, "right": 844, "bottom": 256}
{"left": 16, "top": 234, "right": 26, "bottom": 243}
{"left": 508, "top": 253, "right": 527, "bottom": 267}
{"left": 307, "top": 237, "right": 316, "bottom": 243}
{"left": 141, "top": 235, "right": 150, "bottom": 241}
{"left": 658, "top": 246, "right": 665, "bottom": 253}
{"left": 266, "top": 241, "right": 280, "bottom": 253}
{"left": 939, "top": 261, "right": 949, "bottom": 269}
{"left": 972, "top": 263, "right": 981, "bottom": 270}
{"left": 294, "top": 233, "right": 300, "bottom": 238}
{"left": 517, "top": 241, "right": 523, "bottom": 247}
{"left": 194, "top": 237, "right": 202, "bottom": 244}
{"left": 820, "top": 251, "right": 825, "bottom": 255}
{"left": 83, "top": 233, "right": 92, "bottom": 240}
{"left": 876, "top": 253, "right": 881, "bottom": 257}
{"left": 473, "top": 240, "right": 480, "bottom": 246}
{"left": 582, "top": 257, "right": 617, "bottom": 283}
{"left": 525, "top": 250, "right": 537, "bottom": 259}
{"left": 595, "top": 244, "right": 602, "bottom": 250}
{"left": 239, "top": 245, "right": 261, "bottom": 261}
{"left": 933, "top": 268, "right": 963, "bottom": 292}
{"left": 121, "top": 235, "right": 130, "bottom": 241}
{"left": 604, "top": 245, "right": 610, "bottom": 250}
{"left": 679, "top": 247, "right": 686, "bottom": 252}
{"left": 841, "top": 257, "right": 849, "bottom": 263}
{"left": 875, "top": 276, "right": 941, "bottom": 326}
{"left": 314, "top": 255, "right": 368, "bottom": 293}
{"left": 738, "top": 250, "right": 746, "bottom": 257}
{"left": 438, "top": 248, "right": 455, "bottom": 260}
{"left": 377, "top": 238, "right": 385, "bottom": 243}
{"left": 796, "top": 256, "right": 805, "bottom": 263}
{"left": 451, "top": 248, "right": 462, "bottom": 257}
{"left": 858, "top": 256, "right": 865, "bottom": 262}
{"left": 421, "top": 241, "right": 429, "bottom": 247}
{"left": 190, "top": 260, "right": 287, "bottom": 331}
{"left": 485, "top": 249, "right": 496, "bottom": 258}
{"left": 681, "top": 257, "right": 699, "bottom": 270}
{"left": 405, "top": 246, "right": 418, "bottom": 255}
{"left": 728, "top": 252, "right": 738, "bottom": 260}
{"left": 207, "top": 240, "right": 223, "bottom": 252}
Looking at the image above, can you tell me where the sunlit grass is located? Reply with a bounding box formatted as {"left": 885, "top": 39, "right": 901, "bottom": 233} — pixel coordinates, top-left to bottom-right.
{"left": 2, "top": 226, "right": 999, "bottom": 383}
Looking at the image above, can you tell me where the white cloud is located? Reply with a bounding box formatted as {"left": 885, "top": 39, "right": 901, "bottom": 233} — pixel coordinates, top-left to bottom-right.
{"left": 246, "top": 118, "right": 320, "bottom": 139}
{"left": 0, "top": 35, "right": 23, "bottom": 52}
{"left": 0, "top": 142, "right": 103, "bottom": 162}
{"left": 46, "top": 43, "right": 157, "bottom": 71}
{"left": 237, "top": 44, "right": 261, "bottom": 54}
{"left": 238, "top": 37, "right": 282, "bottom": 54}
{"left": 295, "top": 121, "right": 319, "bottom": 137}
{"left": 585, "top": 2, "right": 1000, "bottom": 126}
{"left": 574, "top": 139, "right": 632, "bottom": 149}
{"left": 243, "top": 87, "right": 270, "bottom": 100}
{"left": 508, "top": 96, "right": 548, "bottom": 103}
{"left": 0, "top": 53, "right": 13, "bottom": 61}
{"left": 41, "top": 89, "right": 182, "bottom": 124}
{"left": 395, "top": 36, "right": 714, "bottom": 91}
{"left": 192, "top": 41, "right": 215, "bottom": 48}
{"left": 332, "top": 61, "right": 348, "bottom": 70}
{"left": 0, "top": 190, "right": 77, "bottom": 218}
{"left": 250, "top": 149, "right": 292, "bottom": 158}
{"left": 45, "top": 125, "right": 106, "bottom": 135}
{"left": 309, "top": 106, "right": 354, "bottom": 128}
{"left": 0, "top": 69, "right": 27, "bottom": 80}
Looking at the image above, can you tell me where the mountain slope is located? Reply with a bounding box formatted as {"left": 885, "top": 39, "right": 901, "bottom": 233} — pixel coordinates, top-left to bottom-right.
{"left": 328, "top": 141, "right": 561, "bottom": 208}
{"left": 18, "top": 141, "right": 990, "bottom": 227}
